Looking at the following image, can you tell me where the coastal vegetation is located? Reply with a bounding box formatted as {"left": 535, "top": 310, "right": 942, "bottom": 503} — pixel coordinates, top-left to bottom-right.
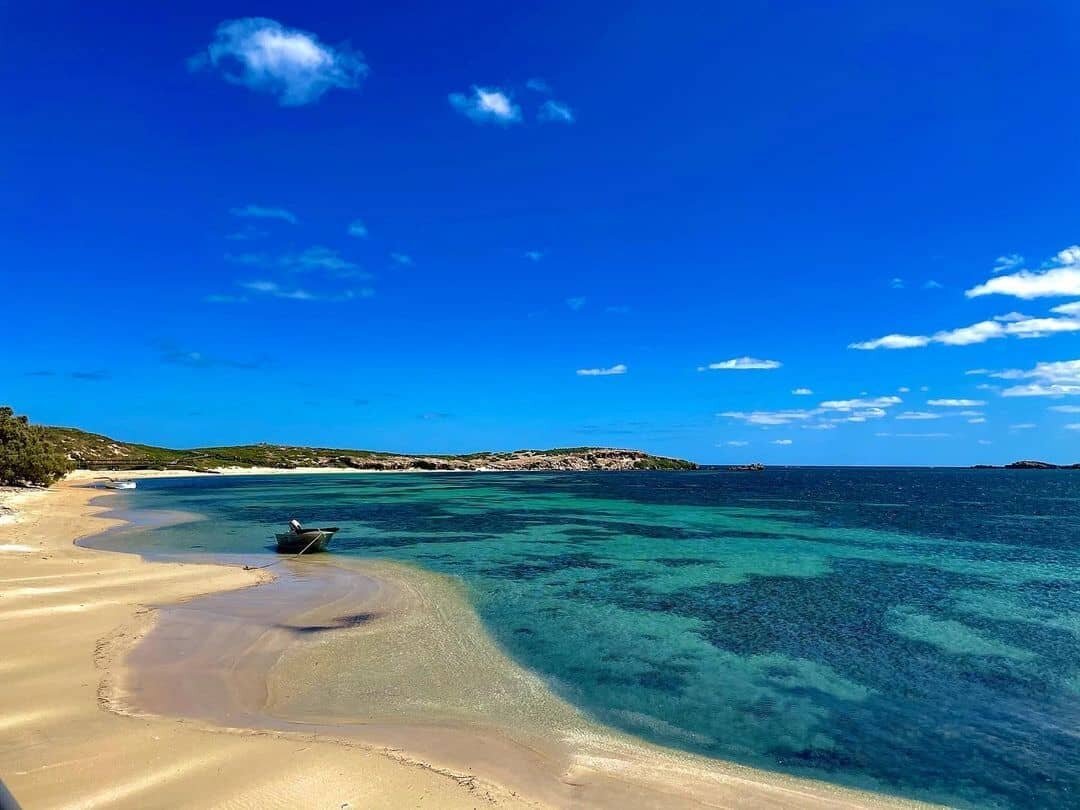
{"left": 0, "top": 406, "right": 74, "bottom": 486}
{"left": 40, "top": 424, "right": 697, "bottom": 472}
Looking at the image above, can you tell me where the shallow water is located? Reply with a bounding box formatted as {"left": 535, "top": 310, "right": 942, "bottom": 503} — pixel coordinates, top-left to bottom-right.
{"left": 100, "top": 469, "right": 1080, "bottom": 808}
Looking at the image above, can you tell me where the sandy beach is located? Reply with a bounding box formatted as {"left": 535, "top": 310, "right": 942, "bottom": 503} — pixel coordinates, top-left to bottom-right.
{"left": 0, "top": 473, "right": 921, "bottom": 809}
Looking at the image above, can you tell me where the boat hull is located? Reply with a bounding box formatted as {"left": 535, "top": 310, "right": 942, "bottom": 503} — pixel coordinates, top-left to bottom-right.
{"left": 274, "top": 529, "right": 336, "bottom": 554}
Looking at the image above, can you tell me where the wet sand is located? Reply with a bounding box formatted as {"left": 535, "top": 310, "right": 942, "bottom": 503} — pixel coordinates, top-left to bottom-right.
{"left": 1, "top": 472, "right": 925, "bottom": 808}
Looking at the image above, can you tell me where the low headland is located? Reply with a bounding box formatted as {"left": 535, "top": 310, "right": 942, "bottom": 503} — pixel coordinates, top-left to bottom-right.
{"left": 45, "top": 424, "right": 697, "bottom": 473}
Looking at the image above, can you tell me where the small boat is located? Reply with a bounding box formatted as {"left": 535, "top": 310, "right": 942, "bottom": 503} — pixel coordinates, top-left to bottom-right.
{"left": 98, "top": 478, "right": 137, "bottom": 490}
{"left": 274, "top": 519, "right": 338, "bottom": 554}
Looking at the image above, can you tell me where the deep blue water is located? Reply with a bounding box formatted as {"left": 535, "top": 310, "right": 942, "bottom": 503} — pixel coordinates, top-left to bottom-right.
{"left": 104, "top": 469, "right": 1080, "bottom": 808}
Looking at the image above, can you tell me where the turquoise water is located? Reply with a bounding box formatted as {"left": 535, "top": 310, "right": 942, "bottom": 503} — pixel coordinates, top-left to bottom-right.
{"left": 104, "top": 470, "right": 1080, "bottom": 808}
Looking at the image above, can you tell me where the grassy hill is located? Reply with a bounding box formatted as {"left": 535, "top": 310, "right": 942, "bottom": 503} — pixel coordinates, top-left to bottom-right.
{"left": 43, "top": 426, "right": 697, "bottom": 472}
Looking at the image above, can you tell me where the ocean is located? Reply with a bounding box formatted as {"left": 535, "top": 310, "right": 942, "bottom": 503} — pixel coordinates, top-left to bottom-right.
{"left": 99, "top": 469, "right": 1080, "bottom": 808}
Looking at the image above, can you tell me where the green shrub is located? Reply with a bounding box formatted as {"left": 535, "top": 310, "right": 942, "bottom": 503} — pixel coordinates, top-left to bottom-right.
{"left": 0, "top": 406, "right": 74, "bottom": 486}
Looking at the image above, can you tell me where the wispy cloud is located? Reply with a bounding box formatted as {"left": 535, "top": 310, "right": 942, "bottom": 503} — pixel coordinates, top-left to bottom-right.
{"left": 967, "top": 245, "right": 1080, "bottom": 299}
{"left": 241, "top": 280, "right": 315, "bottom": 300}
{"left": 849, "top": 334, "right": 930, "bottom": 350}
{"left": 348, "top": 219, "right": 368, "bottom": 238}
{"left": 718, "top": 394, "right": 901, "bottom": 430}
{"left": 576, "top": 364, "right": 627, "bottom": 377}
{"left": 538, "top": 99, "right": 574, "bottom": 124}
{"left": 1067, "top": 423, "right": 1080, "bottom": 430}
{"left": 524, "top": 250, "right": 543, "bottom": 262}
{"left": 771, "top": 439, "right": 793, "bottom": 445}
{"left": 720, "top": 409, "right": 817, "bottom": 426}
{"left": 230, "top": 204, "right": 297, "bottom": 224}
{"left": 726, "top": 440, "right": 750, "bottom": 447}
{"left": 204, "top": 293, "right": 249, "bottom": 304}
{"left": 850, "top": 314, "right": 1080, "bottom": 349}
{"left": 1011, "top": 423, "right": 1036, "bottom": 430}
{"left": 896, "top": 411, "right": 942, "bottom": 420}
{"left": 819, "top": 396, "right": 902, "bottom": 410}
{"left": 157, "top": 343, "right": 264, "bottom": 370}
{"left": 566, "top": 296, "right": 587, "bottom": 311}
{"left": 226, "top": 225, "right": 268, "bottom": 241}
{"left": 1049, "top": 405, "right": 1080, "bottom": 413}
{"left": 927, "top": 398, "right": 986, "bottom": 407}
{"left": 192, "top": 17, "right": 368, "bottom": 106}
{"left": 698, "top": 357, "right": 781, "bottom": 371}
{"left": 792, "top": 387, "right": 813, "bottom": 395}
{"left": 68, "top": 370, "right": 110, "bottom": 381}
{"left": 525, "top": 78, "right": 552, "bottom": 94}
{"left": 282, "top": 246, "right": 368, "bottom": 277}
{"left": 890, "top": 277, "right": 905, "bottom": 289}
{"left": 993, "top": 254, "right": 1024, "bottom": 274}
{"left": 449, "top": 86, "right": 521, "bottom": 125}
{"left": 971, "top": 359, "right": 1080, "bottom": 397}
{"left": 238, "top": 279, "right": 373, "bottom": 302}
{"left": 1051, "top": 301, "right": 1080, "bottom": 316}
{"left": 391, "top": 252, "right": 413, "bottom": 266}
{"left": 923, "top": 280, "right": 943, "bottom": 290}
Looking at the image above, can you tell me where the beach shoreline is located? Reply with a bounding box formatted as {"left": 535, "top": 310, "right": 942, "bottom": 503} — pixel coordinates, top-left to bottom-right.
{"left": 1, "top": 471, "right": 922, "bottom": 808}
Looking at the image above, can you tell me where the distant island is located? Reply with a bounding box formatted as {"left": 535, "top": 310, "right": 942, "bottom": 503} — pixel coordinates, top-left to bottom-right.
{"left": 43, "top": 425, "right": 697, "bottom": 473}
{"left": 973, "top": 460, "right": 1080, "bottom": 470}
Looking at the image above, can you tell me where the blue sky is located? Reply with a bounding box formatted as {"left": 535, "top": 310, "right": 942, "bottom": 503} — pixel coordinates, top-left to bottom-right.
{"left": 4, "top": 2, "right": 1080, "bottom": 464}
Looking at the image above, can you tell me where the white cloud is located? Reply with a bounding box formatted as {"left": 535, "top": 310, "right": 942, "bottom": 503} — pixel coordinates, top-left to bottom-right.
{"left": 1051, "top": 301, "right": 1080, "bottom": 316}
{"left": 792, "top": 387, "right": 813, "bottom": 395}
{"left": 993, "top": 254, "right": 1024, "bottom": 274}
{"left": 194, "top": 18, "right": 367, "bottom": 106}
{"left": 851, "top": 315, "right": 1080, "bottom": 349}
{"left": 726, "top": 440, "right": 750, "bottom": 447}
{"left": 898, "top": 386, "right": 911, "bottom": 393}
{"left": 933, "top": 320, "right": 1006, "bottom": 346}
{"left": 772, "top": 439, "right": 793, "bottom": 445}
{"left": 927, "top": 399, "right": 986, "bottom": 407}
{"left": 230, "top": 204, "right": 297, "bottom": 224}
{"left": 923, "top": 280, "right": 943, "bottom": 289}
{"left": 391, "top": 253, "right": 413, "bottom": 266}
{"left": 576, "top": 364, "right": 627, "bottom": 377}
{"left": 819, "top": 396, "right": 901, "bottom": 411}
{"left": 993, "top": 359, "right": 1080, "bottom": 397}
{"left": 449, "top": 86, "right": 521, "bottom": 125}
{"left": 977, "top": 439, "right": 992, "bottom": 445}
{"left": 538, "top": 100, "right": 574, "bottom": 124}
{"left": 700, "top": 357, "right": 782, "bottom": 371}
{"left": 282, "top": 246, "right": 368, "bottom": 278}
{"left": 1050, "top": 405, "right": 1080, "bottom": 413}
{"left": 967, "top": 245, "right": 1080, "bottom": 299}
{"left": 1010, "top": 423, "right": 1036, "bottom": 430}
{"left": 1067, "top": 423, "right": 1080, "bottom": 430}
{"left": 719, "top": 409, "right": 817, "bottom": 426}
{"left": 348, "top": 219, "right": 368, "bottom": 238}
{"left": 849, "top": 334, "right": 930, "bottom": 350}
{"left": 525, "top": 78, "right": 552, "bottom": 94}
{"left": 566, "top": 296, "right": 587, "bottom": 311}
{"left": 241, "top": 280, "right": 315, "bottom": 300}
{"left": 968, "top": 417, "right": 986, "bottom": 424}
{"left": 239, "top": 279, "right": 372, "bottom": 302}
{"left": 803, "top": 423, "right": 836, "bottom": 430}
{"left": 896, "top": 411, "right": 942, "bottom": 420}
{"left": 524, "top": 250, "right": 543, "bottom": 262}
